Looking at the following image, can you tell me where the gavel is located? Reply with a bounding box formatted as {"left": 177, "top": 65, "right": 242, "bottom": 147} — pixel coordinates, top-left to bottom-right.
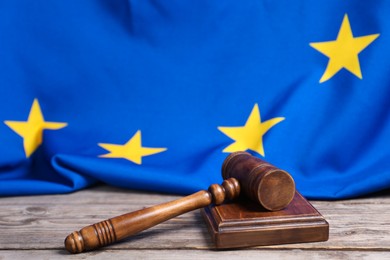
{"left": 65, "top": 151, "right": 295, "bottom": 253}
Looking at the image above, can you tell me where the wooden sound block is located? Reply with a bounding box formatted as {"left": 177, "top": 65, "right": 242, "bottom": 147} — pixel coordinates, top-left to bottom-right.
{"left": 201, "top": 192, "right": 329, "bottom": 249}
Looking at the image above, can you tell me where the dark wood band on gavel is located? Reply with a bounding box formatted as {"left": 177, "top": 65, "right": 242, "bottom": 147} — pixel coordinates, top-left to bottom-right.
{"left": 65, "top": 152, "right": 295, "bottom": 253}
{"left": 222, "top": 151, "right": 295, "bottom": 211}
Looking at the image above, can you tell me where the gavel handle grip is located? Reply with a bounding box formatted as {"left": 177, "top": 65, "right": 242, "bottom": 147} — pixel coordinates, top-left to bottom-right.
{"left": 65, "top": 178, "right": 240, "bottom": 253}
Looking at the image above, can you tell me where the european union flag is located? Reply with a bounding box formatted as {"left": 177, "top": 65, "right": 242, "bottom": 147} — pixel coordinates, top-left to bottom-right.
{"left": 1, "top": 1, "right": 389, "bottom": 199}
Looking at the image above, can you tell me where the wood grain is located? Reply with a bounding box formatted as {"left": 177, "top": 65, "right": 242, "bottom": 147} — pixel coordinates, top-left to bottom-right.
{"left": 202, "top": 192, "right": 329, "bottom": 248}
{"left": 222, "top": 151, "right": 295, "bottom": 211}
{"left": 0, "top": 185, "right": 389, "bottom": 258}
{"left": 0, "top": 249, "right": 389, "bottom": 260}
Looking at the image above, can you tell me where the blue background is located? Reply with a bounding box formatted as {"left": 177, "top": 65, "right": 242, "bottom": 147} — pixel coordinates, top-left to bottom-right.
{"left": 0, "top": 1, "right": 389, "bottom": 199}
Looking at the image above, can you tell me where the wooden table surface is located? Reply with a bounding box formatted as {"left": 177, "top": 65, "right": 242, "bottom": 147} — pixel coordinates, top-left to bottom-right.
{"left": 1, "top": 185, "right": 389, "bottom": 259}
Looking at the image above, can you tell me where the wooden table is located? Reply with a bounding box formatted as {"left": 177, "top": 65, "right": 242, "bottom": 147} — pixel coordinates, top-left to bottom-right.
{"left": 1, "top": 185, "right": 389, "bottom": 259}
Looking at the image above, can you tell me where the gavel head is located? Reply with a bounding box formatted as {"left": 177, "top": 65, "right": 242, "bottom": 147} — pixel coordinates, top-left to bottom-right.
{"left": 222, "top": 151, "right": 295, "bottom": 211}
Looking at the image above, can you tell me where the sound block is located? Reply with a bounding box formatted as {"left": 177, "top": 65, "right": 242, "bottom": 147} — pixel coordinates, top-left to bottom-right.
{"left": 201, "top": 192, "right": 329, "bottom": 249}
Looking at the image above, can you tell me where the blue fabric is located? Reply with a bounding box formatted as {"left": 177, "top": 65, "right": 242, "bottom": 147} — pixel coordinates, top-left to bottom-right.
{"left": 0, "top": 1, "right": 389, "bottom": 199}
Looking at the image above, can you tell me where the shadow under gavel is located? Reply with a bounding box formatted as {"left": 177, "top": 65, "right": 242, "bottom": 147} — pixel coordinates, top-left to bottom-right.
{"left": 65, "top": 151, "right": 295, "bottom": 253}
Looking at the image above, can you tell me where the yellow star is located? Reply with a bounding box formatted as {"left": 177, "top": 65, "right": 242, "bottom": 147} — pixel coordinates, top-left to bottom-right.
{"left": 98, "top": 130, "right": 167, "bottom": 165}
{"left": 310, "top": 14, "right": 379, "bottom": 83}
{"left": 4, "top": 99, "right": 68, "bottom": 158}
{"left": 218, "top": 104, "right": 284, "bottom": 156}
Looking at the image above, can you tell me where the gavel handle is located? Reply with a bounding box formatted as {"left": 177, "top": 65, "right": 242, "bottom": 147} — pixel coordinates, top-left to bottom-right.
{"left": 65, "top": 178, "right": 240, "bottom": 253}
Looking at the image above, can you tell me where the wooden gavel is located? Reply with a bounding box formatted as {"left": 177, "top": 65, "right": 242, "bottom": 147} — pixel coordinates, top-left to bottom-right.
{"left": 65, "top": 151, "right": 295, "bottom": 253}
